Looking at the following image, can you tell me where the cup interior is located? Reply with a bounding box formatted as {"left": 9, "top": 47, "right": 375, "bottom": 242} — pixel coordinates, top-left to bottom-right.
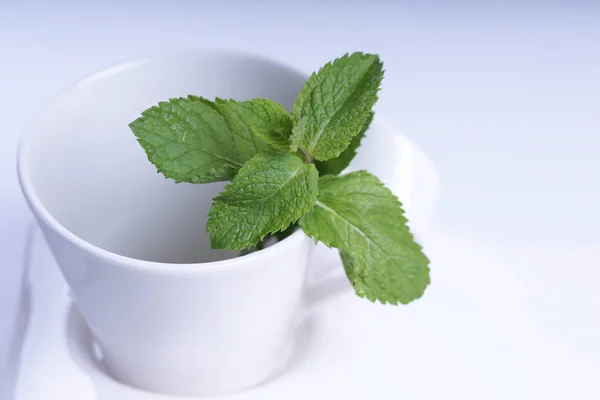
{"left": 20, "top": 52, "right": 307, "bottom": 263}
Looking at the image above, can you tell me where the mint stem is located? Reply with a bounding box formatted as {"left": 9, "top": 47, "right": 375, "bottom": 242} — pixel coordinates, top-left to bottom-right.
{"left": 298, "top": 147, "right": 312, "bottom": 164}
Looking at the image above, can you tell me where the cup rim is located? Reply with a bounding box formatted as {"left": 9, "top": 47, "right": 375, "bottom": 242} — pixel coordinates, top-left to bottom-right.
{"left": 17, "top": 49, "right": 439, "bottom": 274}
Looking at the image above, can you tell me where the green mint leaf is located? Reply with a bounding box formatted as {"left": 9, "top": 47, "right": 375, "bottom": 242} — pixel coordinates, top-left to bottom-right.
{"left": 244, "top": 98, "right": 294, "bottom": 152}
{"left": 207, "top": 152, "right": 318, "bottom": 250}
{"left": 130, "top": 97, "right": 245, "bottom": 183}
{"left": 299, "top": 171, "right": 430, "bottom": 305}
{"left": 315, "top": 111, "right": 373, "bottom": 176}
{"left": 289, "top": 115, "right": 306, "bottom": 153}
{"left": 291, "top": 52, "right": 383, "bottom": 161}
{"left": 192, "top": 96, "right": 293, "bottom": 153}
{"left": 209, "top": 98, "right": 273, "bottom": 160}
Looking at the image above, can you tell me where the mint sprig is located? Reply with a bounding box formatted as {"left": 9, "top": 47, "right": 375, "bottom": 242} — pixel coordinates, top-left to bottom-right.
{"left": 130, "top": 52, "right": 430, "bottom": 305}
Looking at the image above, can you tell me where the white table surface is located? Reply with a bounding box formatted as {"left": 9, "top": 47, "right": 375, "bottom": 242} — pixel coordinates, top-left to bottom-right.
{"left": 1, "top": 1, "right": 599, "bottom": 398}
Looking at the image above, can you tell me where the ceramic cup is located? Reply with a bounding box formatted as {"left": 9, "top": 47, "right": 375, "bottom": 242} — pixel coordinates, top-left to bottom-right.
{"left": 17, "top": 51, "right": 440, "bottom": 396}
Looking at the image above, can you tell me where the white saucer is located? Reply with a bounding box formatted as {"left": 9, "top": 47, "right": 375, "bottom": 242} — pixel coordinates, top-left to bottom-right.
{"left": 4, "top": 222, "right": 600, "bottom": 400}
{"left": 3, "top": 226, "right": 430, "bottom": 400}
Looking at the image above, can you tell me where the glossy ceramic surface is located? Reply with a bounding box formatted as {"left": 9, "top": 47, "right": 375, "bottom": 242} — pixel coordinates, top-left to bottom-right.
{"left": 15, "top": 52, "right": 439, "bottom": 397}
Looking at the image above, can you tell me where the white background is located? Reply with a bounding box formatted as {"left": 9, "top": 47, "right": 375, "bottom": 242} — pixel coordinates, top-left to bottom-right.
{"left": 1, "top": 1, "right": 599, "bottom": 397}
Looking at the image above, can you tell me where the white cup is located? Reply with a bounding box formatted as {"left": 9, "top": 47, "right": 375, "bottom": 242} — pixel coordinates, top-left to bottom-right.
{"left": 17, "top": 51, "right": 440, "bottom": 396}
